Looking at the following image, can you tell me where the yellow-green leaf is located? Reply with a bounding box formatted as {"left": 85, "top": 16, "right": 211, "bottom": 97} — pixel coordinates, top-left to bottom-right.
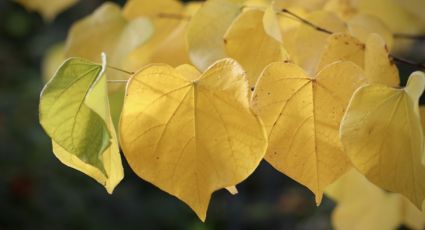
{"left": 119, "top": 59, "right": 267, "bottom": 221}
{"left": 187, "top": 0, "right": 246, "bottom": 71}
{"left": 251, "top": 61, "right": 366, "bottom": 204}
{"left": 340, "top": 71, "right": 425, "bottom": 209}
{"left": 39, "top": 55, "right": 123, "bottom": 193}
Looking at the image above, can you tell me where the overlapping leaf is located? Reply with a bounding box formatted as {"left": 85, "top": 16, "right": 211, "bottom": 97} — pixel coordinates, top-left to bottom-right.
{"left": 39, "top": 55, "right": 123, "bottom": 193}
{"left": 187, "top": 0, "right": 246, "bottom": 70}
{"left": 65, "top": 2, "right": 154, "bottom": 80}
{"left": 318, "top": 33, "right": 399, "bottom": 87}
{"left": 326, "top": 169, "right": 425, "bottom": 230}
{"left": 340, "top": 71, "right": 425, "bottom": 209}
{"left": 251, "top": 61, "right": 366, "bottom": 204}
{"left": 120, "top": 58, "right": 267, "bottom": 221}
{"left": 224, "top": 8, "right": 289, "bottom": 90}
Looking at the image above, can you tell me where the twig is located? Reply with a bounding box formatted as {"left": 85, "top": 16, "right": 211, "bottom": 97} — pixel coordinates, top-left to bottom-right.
{"left": 107, "top": 65, "right": 134, "bottom": 75}
{"left": 394, "top": 33, "right": 425, "bottom": 40}
{"left": 391, "top": 56, "right": 425, "bottom": 70}
{"left": 280, "top": 9, "right": 333, "bottom": 35}
{"left": 157, "top": 13, "right": 191, "bottom": 20}
{"left": 280, "top": 8, "right": 425, "bottom": 70}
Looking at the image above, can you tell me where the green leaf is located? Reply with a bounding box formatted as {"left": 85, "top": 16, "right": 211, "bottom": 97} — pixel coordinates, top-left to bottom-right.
{"left": 40, "top": 54, "right": 124, "bottom": 193}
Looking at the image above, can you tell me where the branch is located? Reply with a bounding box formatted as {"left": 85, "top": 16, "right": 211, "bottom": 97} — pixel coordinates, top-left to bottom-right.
{"left": 394, "top": 33, "right": 425, "bottom": 40}
{"left": 156, "top": 13, "right": 191, "bottom": 20}
{"left": 391, "top": 56, "right": 425, "bottom": 70}
{"left": 107, "top": 66, "right": 134, "bottom": 75}
{"left": 280, "top": 9, "right": 333, "bottom": 34}
{"left": 279, "top": 8, "right": 425, "bottom": 70}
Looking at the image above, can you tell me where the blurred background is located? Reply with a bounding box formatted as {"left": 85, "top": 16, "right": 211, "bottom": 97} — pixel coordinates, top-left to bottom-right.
{"left": 0, "top": 0, "right": 422, "bottom": 229}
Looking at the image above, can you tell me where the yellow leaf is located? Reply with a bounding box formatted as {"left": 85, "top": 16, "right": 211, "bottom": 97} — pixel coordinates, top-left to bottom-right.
{"left": 290, "top": 11, "right": 346, "bottom": 75}
{"left": 350, "top": 0, "right": 425, "bottom": 35}
{"left": 364, "top": 34, "right": 399, "bottom": 87}
{"left": 123, "top": 0, "right": 182, "bottom": 20}
{"left": 226, "top": 186, "right": 239, "bottom": 195}
{"left": 420, "top": 106, "right": 425, "bottom": 166}
{"left": 119, "top": 59, "right": 267, "bottom": 221}
{"left": 329, "top": 171, "right": 401, "bottom": 230}
{"left": 65, "top": 2, "right": 153, "bottom": 79}
{"left": 123, "top": 0, "right": 184, "bottom": 67}
{"left": 421, "top": 107, "right": 425, "bottom": 133}
{"left": 15, "top": 0, "right": 78, "bottom": 21}
{"left": 347, "top": 14, "right": 394, "bottom": 49}
{"left": 251, "top": 61, "right": 366, "bottom": 204}
{"left": 326, "top": 169, "right": 424, "bottom": 230}
{"left": 187, "top": 0, "right": 246, "bottom": 71}
{"left": 263, "top": 4, "right": 282, "bottom": 42}
{"left": 340, "top": 71, "right": 425, "bottom": 209}
{"left": 317, "top": 33, "right": 365, "bottom": 72}
{"left": 224, "top": 9, "right": 289, "bottom": 90}
{"left": 396, "top": 0, "right": 425, "bottom": 24}
{"left": 149, "top": 2, "right": 202, "bottom": 67}
{"left": 277, "top": 7, "right": 308, "bottom": 60}
{"left": 276, "top": 0, "right": 328, "bottom": 12}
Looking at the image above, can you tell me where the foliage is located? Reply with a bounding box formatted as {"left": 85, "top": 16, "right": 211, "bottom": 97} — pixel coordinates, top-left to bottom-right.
{"left": 14, "top": 0, "right": 425, "bottom": 227}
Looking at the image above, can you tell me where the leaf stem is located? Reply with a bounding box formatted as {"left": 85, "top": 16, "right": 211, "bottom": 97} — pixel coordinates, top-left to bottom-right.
{"left": 107, "top": 65, "right": 134, "bottom": 75}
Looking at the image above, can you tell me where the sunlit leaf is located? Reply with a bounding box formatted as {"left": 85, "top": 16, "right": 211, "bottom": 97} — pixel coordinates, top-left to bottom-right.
{"left": 119, "top": 58, "right": 267, "bottom": 221}
{"left": 317, "top": 33, "right": 365, "bottom": 72}
{"left": 289, "top": 11, "right": 346, "bottom": 75}
{"left": 251, "top": 61, "right": 366, "bottom": 203}
{"left": 123, "top": 0, "right": 184, "bottom": 67}
{"left": 65, "top": 2, "right": 153, "bottom": 80}
{"left": 149, "top": 2, "right": 202, "bottom": 67}
{"left": 187, "top": 0, "right": 246, "bottom": 71}
{"left": 364, "top": 33, "right": 399, "bottom": 87}
{"left": 340, "top": 71, "right": 425, "bottom": 209}
{"left": 350, "top": 0, "right": 425, "bottom": 35}
{"left": 224, "top": 9, "right": 289, "bottom": 90}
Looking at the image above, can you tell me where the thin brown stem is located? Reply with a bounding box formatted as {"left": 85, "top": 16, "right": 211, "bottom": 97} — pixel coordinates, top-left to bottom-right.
{"left": 279, "top": 8, "right": 425, "bottom": 70}
{"left": 391, "top": 56, "right": 425, "bottom": 70}
{"left": 280, "top": 9, "right": 333, "bottom": 35}
{"left": 394, "top": 33, "right": 425, "bottom": 40}
{"left": 107, "top": 65, "right": 134, "bottom": 75}
{"left": 156, "top": 13, "right": 191, "bottom": 20}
